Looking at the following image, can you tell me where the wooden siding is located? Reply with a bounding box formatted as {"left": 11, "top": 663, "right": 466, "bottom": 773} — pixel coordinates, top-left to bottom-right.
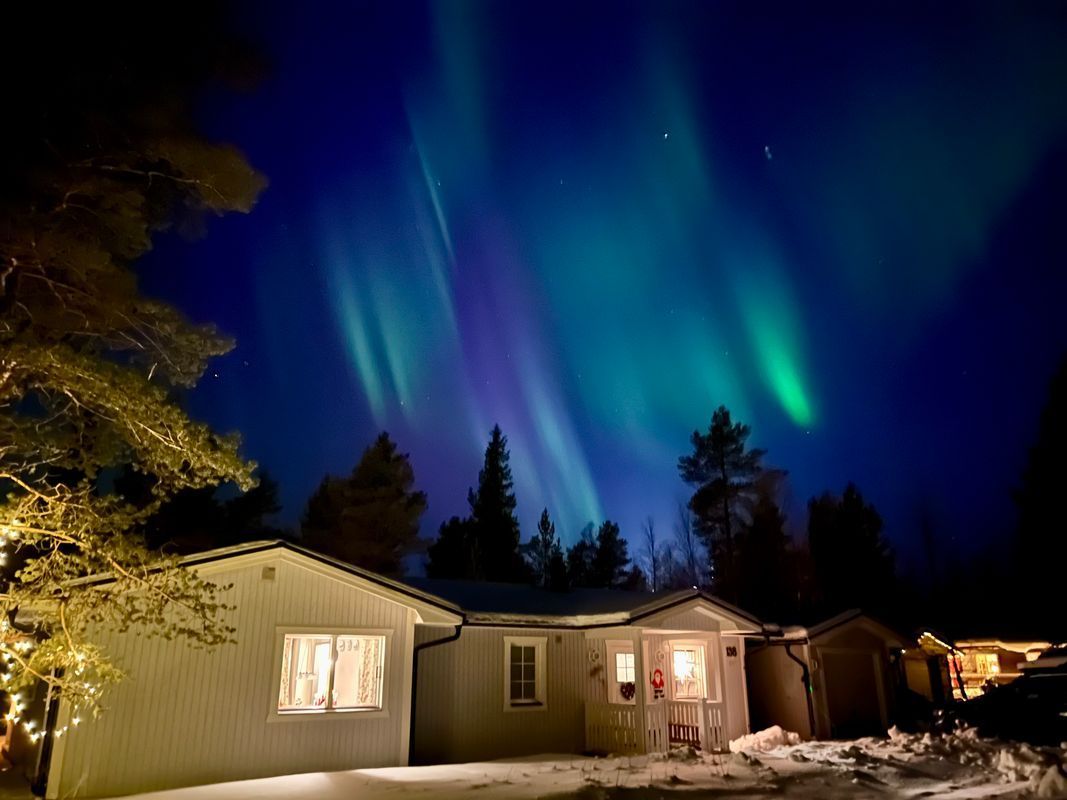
{"left": 50, "top": 556, "right": 416, "bottom": 798}
{"left": 720, "top": 636, "right": 749, "bottom": 741}
{"left": 412, "top": 627, "right": 587, "bottom": 764}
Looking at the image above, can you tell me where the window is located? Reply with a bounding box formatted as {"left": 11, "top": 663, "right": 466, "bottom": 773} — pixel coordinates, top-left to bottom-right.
{"left": 615, "top": 652, "right": 635, "bottom": 683}
{"left": 672, "top": 645, "right": 706, "bottom": 700}
{"left": 605, "top": 640, "right": 637, "bottom": 704}
{"left": 503, "top": 636, "right": 546, "bottom": 711}
{"left": 974, "top": 653, "right": 1000, "bottom": 676}
{"left": 277, "top": 632, "right": 385, "bottom": 713}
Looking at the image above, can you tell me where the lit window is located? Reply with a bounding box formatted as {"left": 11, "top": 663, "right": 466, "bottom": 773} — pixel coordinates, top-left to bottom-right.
{"left": 615, "top": 652, "right": 636, "bottom": 684}
{"left": 974, "top": 653, "right": 1000, "bottom": 676}
{"left": 277, "top": 633, "right": 385, "bottom": 712}
{"left": 504, "top": 636, "right": 546, "bottom": 710}
{"left": 672, "top": 646, "right": 705, "bottom": 699}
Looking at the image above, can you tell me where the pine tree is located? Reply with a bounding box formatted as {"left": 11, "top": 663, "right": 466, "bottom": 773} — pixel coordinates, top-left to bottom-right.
{"left": 525, "top": 508, "right": 564, "bottom": 588}
{"left": 0, "top": 5, "right": 264, "bottom": 718}
{"left": 679, "top": 406, "right": 773, "bottom": 601}
{"left": 115, "top": 468, "right": 286, "bottom": 553}
{"left": 425, "top": 516, "right": 477, "bottom": 579}
{"left": 301, "top": 433, "right": 427, "bottom": 575}
{"left": 592, "top": 520, "right": 631, "bottom": 589}
{"left": 566, "top": 523, "right": 598, "bottom": 587}
{"left": 806, "top": 483, "right": 895, "bottom": 616}
{"left": 426, "top": 425, "right": 526, "bottom": 581}
{"left": 468, "top": 425, "right": 526, "bottom": 581}
{"left": 736, "top": 481, "right": 793, "bottom": 620}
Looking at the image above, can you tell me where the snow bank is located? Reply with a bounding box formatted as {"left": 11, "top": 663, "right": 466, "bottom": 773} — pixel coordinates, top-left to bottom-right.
{"left": 887, "top": 725, "right": 1067, "bottom": 796}
{"left": 729, "top": 725, "right": 802, "bottom": 753}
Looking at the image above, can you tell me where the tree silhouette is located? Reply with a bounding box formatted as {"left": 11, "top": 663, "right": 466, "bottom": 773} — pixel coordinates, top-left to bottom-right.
{"left": 806, "top": 483, "right": 895, "bottom": 616}
{"left": 736, "top": 480, "right": 793, "bottom": 621}
{"left": 679, "top": 406, "right": 774, "bottom": 601}
{"left": 1015, "top": 355, "right": 1067, "bottom": 636}
{"left": 300, "top": 432, "right": 427, "bottom": 575}
{"left": 426, "top": 425, "right": 527, "bottom": 581}
{"left": 524, "top": 508, "right": 566, "bottom": 588}
{"left": 426, "top": 516, "right": 477, "bottom": 579}
{"left": 566, "top": 523, "right": 598, "bottom": 587}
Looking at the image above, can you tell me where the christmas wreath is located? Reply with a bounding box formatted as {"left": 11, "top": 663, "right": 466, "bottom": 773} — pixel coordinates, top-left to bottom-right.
{"left": 620, "top": 681, "right": 636, "bottom": 701}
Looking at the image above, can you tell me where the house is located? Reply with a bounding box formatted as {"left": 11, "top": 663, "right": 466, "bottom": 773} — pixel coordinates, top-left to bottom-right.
{"left": 746, "top": 610, "right": 909, "bottom": 739}
{"left": 38, "top": 541, "right": 462, "bottom": 799}
{"left": 33, "top": 541, "right": 761, "bottom": 798}
{"left": 951, "top": 638, "right": 1052, "bottom": 700}
{"left": 902, "top": 631, "right": 958, "bottom": 706}
{"left": 401, "top": 577, "right": 762, "bottom": 764}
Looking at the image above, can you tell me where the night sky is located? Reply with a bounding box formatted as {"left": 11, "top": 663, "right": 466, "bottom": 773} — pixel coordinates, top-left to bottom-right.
{"left": 142, "top": 1, "right": 1067, "bottom": 566}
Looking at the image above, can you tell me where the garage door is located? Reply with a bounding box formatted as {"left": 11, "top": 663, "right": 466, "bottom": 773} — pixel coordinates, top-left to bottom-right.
{"left": 822, "top": 650, "right": 884, "bottom": 738}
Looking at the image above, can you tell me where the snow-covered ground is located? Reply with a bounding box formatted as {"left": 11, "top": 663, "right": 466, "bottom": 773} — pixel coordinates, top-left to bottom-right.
{"left": 117, "top": 728, "right": 1067, "bottom": 800}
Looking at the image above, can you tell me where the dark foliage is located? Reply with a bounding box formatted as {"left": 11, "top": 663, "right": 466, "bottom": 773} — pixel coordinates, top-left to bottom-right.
{"left": 678, "top": 405, "right": 778, "bottom": 601}
{"left": 426, "top": 425, "right": 527, "bottom": 581}
{"left": 300, "top": 432, "right": 428, "bottom": 575}
{"left": 806, "top": 482, "right": 896, "bottom": 617}
{"left": 524, "top": 508, "right": 567, "bottom": 589}
{"left": 1014, "top": 355, "right": 1067, "bottom": 638}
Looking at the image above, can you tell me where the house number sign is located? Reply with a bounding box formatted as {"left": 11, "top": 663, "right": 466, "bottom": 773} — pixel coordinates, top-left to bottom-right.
{"left": 725, "top": 646, "right": 738, "bottom": 657}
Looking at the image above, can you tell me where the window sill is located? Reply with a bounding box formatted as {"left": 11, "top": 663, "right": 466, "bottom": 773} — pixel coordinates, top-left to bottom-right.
{"left": 267, "top": 708, "right": 389, "bottom": 723}
{"left": 503, "top": 701, "right": 546, "bottom": 713}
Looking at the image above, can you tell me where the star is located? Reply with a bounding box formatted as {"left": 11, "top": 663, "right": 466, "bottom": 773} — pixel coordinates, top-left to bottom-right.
{"left": 764, "top": 145, "right": 773, "bottom": 160}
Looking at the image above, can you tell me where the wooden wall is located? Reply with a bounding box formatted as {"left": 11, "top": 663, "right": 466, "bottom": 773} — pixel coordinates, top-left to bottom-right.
{"left": 412, "top": 626, "right": 587, "bottom": 764}
{"left": 49, "top": 555, "right": 417, "bottom": 798}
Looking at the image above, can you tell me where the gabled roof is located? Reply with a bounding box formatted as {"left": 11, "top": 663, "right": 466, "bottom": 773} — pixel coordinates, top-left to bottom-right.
{"left": 399, "top": 576, "right": 761, "bottom": 630}
{"left": 83, "top": 539, "right": 760, "bottom": 631}
{"left": 72, "top": 539, "right": 464, "bottom": 626}
{"left": 803, "top": 609, "right": 910, "bottom": 645}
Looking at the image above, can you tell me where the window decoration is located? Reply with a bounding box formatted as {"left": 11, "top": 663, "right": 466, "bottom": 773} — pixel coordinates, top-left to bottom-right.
{"left": 277, "top": 633, "right": 385, "bottom": 712}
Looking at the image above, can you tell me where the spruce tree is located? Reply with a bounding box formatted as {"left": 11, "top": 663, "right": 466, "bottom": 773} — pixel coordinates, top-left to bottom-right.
{"left": 592, "top": 520, "right": 631, "bottom": 588}
{"left": 467, "top": 425, "right": 526, "bottom": 581}
{"left": 566, "top": 523, "right": 598, "bottom": 587}
{"left": 679, "top": 406, "right": 771, "bottom": 601}
{"left": 525, "top": 508, "right": 564, "bottom": 588}
{"left": 301, "top": 433, "right": 427, "bottom": 575}
{"left": 736, "top": 482, "right": 793, "bottom": 620}
{"left": 425, "top": 516, "right": 477, "bottom": 579}
{"left": 806, "top": 483, "right": 895, "bottom": 616}
{"left": 426, "top": 425, "right": 526, "bottom": 581}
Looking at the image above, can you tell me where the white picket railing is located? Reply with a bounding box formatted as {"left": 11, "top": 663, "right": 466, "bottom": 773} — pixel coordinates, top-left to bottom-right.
{"left": 585, "top": 699, "right": 728, "bottom": 755}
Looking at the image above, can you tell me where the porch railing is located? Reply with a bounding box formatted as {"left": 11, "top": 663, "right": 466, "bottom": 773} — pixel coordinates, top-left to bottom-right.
{"left": 585, "top": 699, "right": 727, "bottom": 755}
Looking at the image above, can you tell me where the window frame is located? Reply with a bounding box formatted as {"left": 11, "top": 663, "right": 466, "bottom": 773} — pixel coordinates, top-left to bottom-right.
{"left": 605, "top": 640, "right": 637, "bottom": 705}
{"left": 670, "top": 641, "right": 708, "bottom": 701}
{"left": 503, "top": 636, "right": 547, "bottom": 712}
{"left": 268, "top": 626, "right": 391, "bottom": 723}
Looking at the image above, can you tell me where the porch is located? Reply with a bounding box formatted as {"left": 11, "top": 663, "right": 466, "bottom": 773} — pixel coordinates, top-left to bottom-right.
{"left": 584, "top": 698, "right": 728, "bottom": 755}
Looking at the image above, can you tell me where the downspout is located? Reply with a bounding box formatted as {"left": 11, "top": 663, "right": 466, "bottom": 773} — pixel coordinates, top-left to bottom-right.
{"left": 783, "top": 642, "right": 817, "bottom": 739}
{"left": 408, "top": 619, "right": 464, "bottom": 764}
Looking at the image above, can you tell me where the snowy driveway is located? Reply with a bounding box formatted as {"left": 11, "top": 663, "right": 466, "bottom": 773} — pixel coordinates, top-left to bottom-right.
{"left": 117, "top": 729, "right": 1066, "bottom": 800}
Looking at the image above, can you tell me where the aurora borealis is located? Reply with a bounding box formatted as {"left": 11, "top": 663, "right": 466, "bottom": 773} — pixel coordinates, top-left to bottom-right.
{"left": 144, "top": 1, "right": 1067, "bottom": 561}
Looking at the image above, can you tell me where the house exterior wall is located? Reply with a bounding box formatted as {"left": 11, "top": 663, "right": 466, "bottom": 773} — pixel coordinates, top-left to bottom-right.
{"left": 412, "top": 626, "right": 587, "bottom": 764}
{"left": 744, "top": 643, "right": 813, "bottom": 739}
{"left": 810, "top": 624, "right": 897, "bottom": 739}
{"left": 48, "top": 555, "right": 418, "bottom": 798}
{"left": 720, "top": 636, "right": 749, "bottom": 742}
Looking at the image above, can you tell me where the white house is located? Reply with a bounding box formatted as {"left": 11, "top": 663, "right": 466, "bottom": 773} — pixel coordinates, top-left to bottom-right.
{"left": 403, "top": 577, "right": 761, "bottom": 764}
{"left": 40, "top": 541, "right": 462, "bottom": 799}
{"left": 36, "top": 541, "right": 762, "bottom": 797}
